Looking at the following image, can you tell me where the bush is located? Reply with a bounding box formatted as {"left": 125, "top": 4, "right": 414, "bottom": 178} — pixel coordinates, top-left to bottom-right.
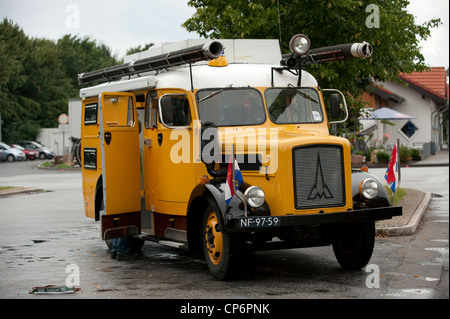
{"left": 399, "top": 145, "right": 411, "bottom": 163}
{"left": 376, "top": 150, "right": 390, "bottom": 164}
{"left": 410, "top": 148, "right": 421, "bottom": 161}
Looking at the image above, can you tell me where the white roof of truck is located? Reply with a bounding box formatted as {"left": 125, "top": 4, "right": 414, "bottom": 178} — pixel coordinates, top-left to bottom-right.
{"left": 124, "top": 39, "right": 282, "bottom": 65}
{"left": 80, "top": 39, "right": 318, "bottom": 98}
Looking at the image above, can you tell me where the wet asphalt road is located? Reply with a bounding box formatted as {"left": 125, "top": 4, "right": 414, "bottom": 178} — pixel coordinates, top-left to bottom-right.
{"left": 0, "top": 160, "right": 448, "bottom": 302}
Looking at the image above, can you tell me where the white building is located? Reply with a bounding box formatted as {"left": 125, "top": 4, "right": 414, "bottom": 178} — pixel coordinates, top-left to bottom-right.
{"left": 361, "top": 67, "right": 449, "bottom": 157}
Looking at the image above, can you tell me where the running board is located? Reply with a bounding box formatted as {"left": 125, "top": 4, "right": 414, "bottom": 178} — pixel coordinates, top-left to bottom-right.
{"left": 141, "top": 234, "right": 187, "bottom": 249}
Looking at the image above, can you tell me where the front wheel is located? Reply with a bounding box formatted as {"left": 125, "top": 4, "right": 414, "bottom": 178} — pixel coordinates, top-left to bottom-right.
{"left": 332, "top": 222, "right": 375, "bottom": 270}
{"left": 202, "top": 205, "right": 238, "bottom": 280}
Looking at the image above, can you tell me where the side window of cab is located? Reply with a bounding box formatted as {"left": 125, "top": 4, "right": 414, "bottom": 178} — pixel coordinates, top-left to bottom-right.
{"left": 159, "top": 94, "right": 191, "bottom": 128}
{"left": 144, "top": 91, "right": 158, "bottom": 129}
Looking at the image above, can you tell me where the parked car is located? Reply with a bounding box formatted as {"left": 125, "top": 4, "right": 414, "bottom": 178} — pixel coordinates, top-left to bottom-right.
{"left": 10, "top": 143, "right": 39, "bottom": 160}
{"left": 0, "top": 142, "right": 27, "bottom": 162}
{"left": 12, "top": 141, "right": 55, "bottom": 160}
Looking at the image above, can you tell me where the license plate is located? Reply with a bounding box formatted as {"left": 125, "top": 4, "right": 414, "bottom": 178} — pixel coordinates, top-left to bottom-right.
{"left": 238, "top": 216, "right": 281, "bottom": 228}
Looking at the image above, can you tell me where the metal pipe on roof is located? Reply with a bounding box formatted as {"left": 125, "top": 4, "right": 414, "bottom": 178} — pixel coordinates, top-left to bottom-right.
{"left": 78, "top": 41, "right": 224, "bottom": 85}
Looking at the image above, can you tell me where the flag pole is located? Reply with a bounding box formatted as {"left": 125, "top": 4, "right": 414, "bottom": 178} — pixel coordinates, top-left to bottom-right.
{"left": 397, "top": 138, "right": 401, "bottom": 189}
{"left": 232, "top": 144, "right": 247, "bottom": 217}
{"left": 232, "top": 144, "right": 235, "bottom": 192}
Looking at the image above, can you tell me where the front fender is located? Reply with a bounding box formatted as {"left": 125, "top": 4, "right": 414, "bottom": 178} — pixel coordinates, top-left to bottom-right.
{"left": 187, "top": 180, "right": 270, "bottom": 230}
{"left": 352, "top": 170, "right": 390, "bottom": 208}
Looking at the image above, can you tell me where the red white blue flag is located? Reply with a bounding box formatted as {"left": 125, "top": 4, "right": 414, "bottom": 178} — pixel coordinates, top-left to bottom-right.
{"left": 385, "top": 144, "right": 398, "bottom": 192}
{"left": 225, "top": 153, "right": 243, "bottom": 205}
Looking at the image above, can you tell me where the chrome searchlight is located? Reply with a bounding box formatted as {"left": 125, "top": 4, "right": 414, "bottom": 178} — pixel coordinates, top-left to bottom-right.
{"left": 289, "top": 34, "right": 311, "bottom": 56}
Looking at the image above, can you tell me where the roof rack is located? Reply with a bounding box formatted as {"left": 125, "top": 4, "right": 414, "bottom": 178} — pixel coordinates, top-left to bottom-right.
{"left": 78, "top": 41, "right": 224, "bottom": 85}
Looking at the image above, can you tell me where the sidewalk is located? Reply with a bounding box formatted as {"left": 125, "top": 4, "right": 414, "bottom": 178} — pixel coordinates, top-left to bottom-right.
{"left": 375, "top": 149, "right": 448, "bottom": 236}
{"left": 409, "top": 149, "right": 449, "bottom": 167}
{"left": 353, "top": 149, "right": 449, "bottom": 169}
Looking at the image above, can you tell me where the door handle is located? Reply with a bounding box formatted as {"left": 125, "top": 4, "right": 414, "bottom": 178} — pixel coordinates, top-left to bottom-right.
{"left": 104, "top": 132, "right": 112, "bottom": 145}
{"left": 157, "top": 133, "right": 163, "bottom": 146}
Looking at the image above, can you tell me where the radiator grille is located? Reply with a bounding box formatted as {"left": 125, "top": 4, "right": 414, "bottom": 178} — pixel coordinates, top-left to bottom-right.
{"left": 293, "top": 145, "right": 345, "bottom": 209}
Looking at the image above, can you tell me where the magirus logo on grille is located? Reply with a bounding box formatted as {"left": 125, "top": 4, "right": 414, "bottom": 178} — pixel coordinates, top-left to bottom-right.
{"left": 307, "top": 153, "right": 334, "bottom": 200}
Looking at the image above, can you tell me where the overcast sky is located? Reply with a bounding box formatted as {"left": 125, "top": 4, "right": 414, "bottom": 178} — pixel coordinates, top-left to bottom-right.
{"left": 1, "top": 0, "right": 448, "bottom": 69}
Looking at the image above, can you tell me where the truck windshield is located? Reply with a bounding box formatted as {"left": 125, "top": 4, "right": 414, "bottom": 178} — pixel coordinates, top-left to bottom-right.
{"left": 265, "top": 88, "right": 323, "bottom": 124}
{"left": 197, "top": 88, "right": 265, "bottom": 126}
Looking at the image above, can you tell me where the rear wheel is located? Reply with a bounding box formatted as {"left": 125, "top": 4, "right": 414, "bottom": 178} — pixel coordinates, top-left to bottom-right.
{"left": 332, "top": 222, "right": 375, "bottom": 270}
{"left": 202, "top": 205, "right": 238, "bottom": 280}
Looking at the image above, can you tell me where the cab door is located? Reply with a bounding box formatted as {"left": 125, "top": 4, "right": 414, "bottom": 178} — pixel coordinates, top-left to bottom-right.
{"left": 99, "top": 92, "right": 141, "bottom": 216}
{"left": 156, "top": 91, "right": 196, "bottom": 206}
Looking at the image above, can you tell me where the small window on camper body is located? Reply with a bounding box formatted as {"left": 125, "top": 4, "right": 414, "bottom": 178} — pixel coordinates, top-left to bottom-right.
{"left": 83, "top": 148, "right": 97, "bottom": 170}
{"left": 84, "top": 103, "right": 98, "bottom": 125}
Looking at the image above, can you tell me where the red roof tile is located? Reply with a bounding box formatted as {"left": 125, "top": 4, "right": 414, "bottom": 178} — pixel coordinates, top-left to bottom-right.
{"left": 399, "top": 67, "right": 447, "bottom": 101}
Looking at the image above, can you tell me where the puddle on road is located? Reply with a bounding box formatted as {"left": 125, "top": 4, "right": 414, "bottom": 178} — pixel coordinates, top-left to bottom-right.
{"left": 32, "top": 240, "right": 47, "bottom": 244}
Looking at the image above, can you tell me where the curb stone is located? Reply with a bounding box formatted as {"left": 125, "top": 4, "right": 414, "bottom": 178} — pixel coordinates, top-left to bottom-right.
{"left": 375, "top": 192, "right": 431, "bottom": 237}
{"left": 0, "top": 187, "right": 44, "bottom": 198}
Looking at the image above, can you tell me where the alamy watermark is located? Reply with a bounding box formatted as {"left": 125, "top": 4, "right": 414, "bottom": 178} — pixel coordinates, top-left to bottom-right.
{"left": 169, "top": 120, "right": 279, "bottom": 174}
{"left": 365, "top": 264, "right": 380, "bottom": 288}
{"left": 65, "top": 263, "right": 80, "bottom": 288}
{"left": 65, "top": 4, "right": 80, "bottom": 29}
{"left": 366, "top": 4, "right": 380, "bottom": 29}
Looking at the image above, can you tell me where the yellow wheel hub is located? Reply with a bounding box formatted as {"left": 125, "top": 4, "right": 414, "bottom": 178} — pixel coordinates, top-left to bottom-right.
{"left": 204, "top": 211, "right": 223, "bottom": 266}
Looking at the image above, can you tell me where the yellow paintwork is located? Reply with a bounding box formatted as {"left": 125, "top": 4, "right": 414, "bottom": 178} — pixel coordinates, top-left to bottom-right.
{"left": 100, "top": 93, "right": 141, "bottom": 215}
{"left": 81, "top": 97, "right": 101, "bottom": 219}
{"left": 81, "top": 85, "right": 353, "bottom": 222}
{"left": 205, "top": 210, "right": 223, "bottom": 265}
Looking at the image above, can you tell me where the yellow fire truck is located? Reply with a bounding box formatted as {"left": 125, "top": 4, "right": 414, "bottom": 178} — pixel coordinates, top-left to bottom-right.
{"left": 78, "top": 34, "right": 401, "bottom": 280}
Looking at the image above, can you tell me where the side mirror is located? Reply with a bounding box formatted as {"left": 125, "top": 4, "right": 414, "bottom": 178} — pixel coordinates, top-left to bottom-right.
{"left": 322, "top": 89, "right": 348, "bottom": 125}
{"left": 330, "top": 94, "right": 341, "bottom": 119}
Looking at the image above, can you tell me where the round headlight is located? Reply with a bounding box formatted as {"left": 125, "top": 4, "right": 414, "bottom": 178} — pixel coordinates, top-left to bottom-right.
{"left": 289, "top": 34, "right": 311, "bottom": 56}
{"left": 244, "top": 186, "right": 265, "bottom": 208}
{"left": 360, "top": 178, "right": 379, "bottom": 200}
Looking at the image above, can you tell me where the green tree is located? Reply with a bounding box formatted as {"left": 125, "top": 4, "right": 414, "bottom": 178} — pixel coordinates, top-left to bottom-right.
{"left": 126, "top": 43, "right": 155, "bottom": 55}
{"left": 0, "top": 19, "right": 38, "bottom": 141}
{"left": 56, "top": 35, "right": 120, "bottom": 97}
{"left": 183, "top": 0, "right": 441, "bottom": 131}
{"left": 0, "top": 19, "right": 120, "bottom": 141}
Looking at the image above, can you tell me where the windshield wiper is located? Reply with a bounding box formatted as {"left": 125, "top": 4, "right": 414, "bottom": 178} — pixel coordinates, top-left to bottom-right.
{"left": 296, "top": 89, "right": 319, "bottom": 104}
{"left": 197, "top": 84, "right": 233, "bottom": 103}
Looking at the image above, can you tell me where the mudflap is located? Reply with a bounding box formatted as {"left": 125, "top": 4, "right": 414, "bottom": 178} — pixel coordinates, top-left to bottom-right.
{"left": 101, "top": 211, "right": 141, "bottom": 240}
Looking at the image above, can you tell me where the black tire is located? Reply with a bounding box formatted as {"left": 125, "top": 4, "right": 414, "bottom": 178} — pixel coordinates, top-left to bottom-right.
{"left": 74, "top": 140, "right": 81, "bottom": 166}
{"left": 332, "top": 222, "right": 375, "bottom": 270}
{"left": 7, "top": 154, "right": 15, "bottom": 162}
{"left": 39, "top": 153, "right": 46, "bottom": 160}
{"left": 202, "top": 204, "right": 239, "bottom": 280}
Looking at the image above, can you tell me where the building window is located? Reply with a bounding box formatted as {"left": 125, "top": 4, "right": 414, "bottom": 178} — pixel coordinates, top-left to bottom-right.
{"left": 400, "top": 121, "right": 419, "bottom": 139}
